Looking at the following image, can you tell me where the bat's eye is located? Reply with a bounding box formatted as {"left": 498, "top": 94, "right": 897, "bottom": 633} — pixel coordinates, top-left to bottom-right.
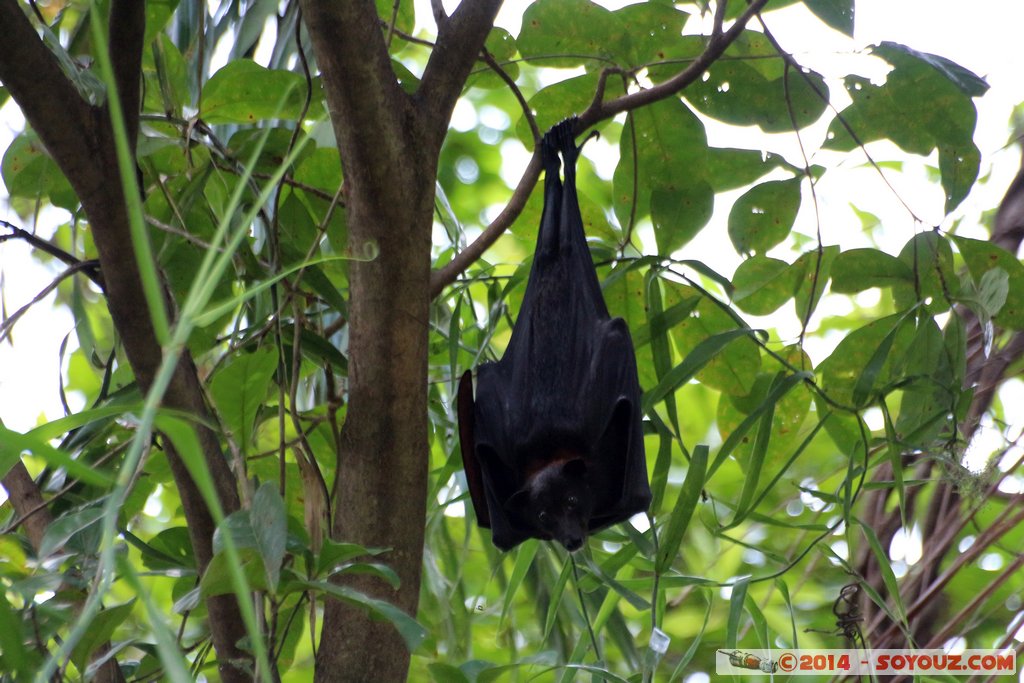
{"left": 538, "top": 511, "right": 550, "bottom": 526}
{"left": 567, "top": 495, "right": 578, "bottom": 508}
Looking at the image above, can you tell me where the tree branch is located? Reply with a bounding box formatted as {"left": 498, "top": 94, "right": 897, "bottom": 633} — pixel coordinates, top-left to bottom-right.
{"left": 576, "top": 0, "right": 769, "bottom": 128}
{"left": 416, "top": 0, "right": 503, "bottom": 150}
{"left": 298, "top": 0, "right": 412, "bottom": 187}
{"left": 0, "top": 4, "right": 250, "bottom": 679}
{"left": 429, "top": 0, "right": 771, "bottom": 298}
{"left": 108, "top": 0, "right": 144, "bottom": 156}
{"left": 0, "top": 0, "right": 95, "bottom": 175}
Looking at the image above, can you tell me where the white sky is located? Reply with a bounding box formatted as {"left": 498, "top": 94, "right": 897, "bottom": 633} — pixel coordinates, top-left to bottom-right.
{"left": 2, "top": 0, "right": 1024, "bottom": 443}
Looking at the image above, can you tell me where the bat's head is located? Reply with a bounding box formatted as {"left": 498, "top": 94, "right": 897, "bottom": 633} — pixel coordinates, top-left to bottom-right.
{"left": 506, "top": 457, "right": 593, "bottom": 552}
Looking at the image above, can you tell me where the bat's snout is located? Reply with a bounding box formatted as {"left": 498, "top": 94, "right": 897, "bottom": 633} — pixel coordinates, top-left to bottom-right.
{"left": 562, "top": 535, "right": 585, "bottom": 552}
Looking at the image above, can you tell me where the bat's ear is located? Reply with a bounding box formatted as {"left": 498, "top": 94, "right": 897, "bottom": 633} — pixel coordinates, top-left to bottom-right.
{"left": 504, "top": 489, "right": 533, "bottom": 526}
{"left": 561, "top": 458, "right": 588, "bottom": 479}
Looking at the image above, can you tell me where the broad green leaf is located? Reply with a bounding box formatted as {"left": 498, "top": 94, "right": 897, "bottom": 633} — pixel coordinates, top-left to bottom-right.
{"left": 939, "top": 140, "right": 981, "bottom": 214}
{"left": 614, "top": 98, "right": 708, "bottom": 232}
{"left": 818, "top": 313, "right": 914, "bottom": 405}
{"left": 139, "top": 527, "right": 196, "bottom": 571}
{"left": 650, "top": 180, "right": 714, "bottom": 253}
{"left": 144, "top": 34, "right": 189, "bottom": 116}
{"left": 804, "top": 0, "right": 854, "bottom": 36}
{"left": 705, "top": 148, "right": 791, "bottom": 192}
{"left": 719, "top": 347, "right": 814, "bottom": 468}
{"left": 732, "top": 256, "right": 801, "bottom": 314}
{"left": 0, "top": 595, "right": 31, "bottom": 679}
{"left": 895, "top": 318, "right": 957, "bottom": 446}
{"left": 209, "top": 347, "right": 278, "bottom": 447}
{"left": 685, "top": 55, "right": 829, "bottom": 132}
{"left": 825, "top": 43, "right": 980, "bottom": 198}
{"left": 0, "top": 425, "right": 113, "bottom": 486}
{"left": 614, "top": 3, "right": 690, "bottom": 67}
{"left": 469, "top": 28, "right": 520, "bottom": 89}
{"left": 951, "top": 235, "right": 1024, "bottom": 329}
{"left": 515, "top": 72, "right": 623, "bottom": 146}
{"left": 875, "top": 41, "right": 988, "bottom": 97}
{"left": 213, "top": 510, "right": 258, "bottom": 554}
{"left": 1, "top": 133, "right": 77, "bottom": 209}
{"left": 517, "top": 0, "right": 619, "bottom": 68}
{"left": 428, "top": 662, "right": 471, "bottom": 683}
{"left": 317, "top": 540, "right": 388, "bottom": 577}
{"left": 202, "top": 60, "right": 319, "bottom": 124}
{"left": 728, "top": 177, "right": 802, "bottom": 254}
{"left": 644, "top": 328, "right": 760, "bottom": 413}
{"left": 375, "top": 0, "right": 415, "bottom": 39}
{"left": 830, "top": 248, "right": 913, "bottom": 293}
{"left": 300, "top": 579, "right": 427, "bottom": 651}
{"left": 71, "top": 600, "right": 136, "bottom": 671}
{"left": 668, "top": 285, "right": 761, "bottom": 395}
{"left": 251, "top": 483, "right": 288, "bottom": 593}
{"left": 891, "top": 232, "right": 957, "bottom": 313}
{"left": 201, "top": 547, "right": 269, "bottom": 597}
{"left": 793, "top": 244, "right": 840, "bottom": 322}
{"left": 655, "top": 444, "right": 707, "bottom": 574}
{"left": 39, "top": 505, "right": 105, "bottom": 558}
{"left": 852, "top": 313, "right": 911, "bottom": 406}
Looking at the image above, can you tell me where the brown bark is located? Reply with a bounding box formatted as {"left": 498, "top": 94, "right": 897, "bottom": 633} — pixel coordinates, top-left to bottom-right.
{"left": 296, "top": 1, "right": 500, "bottom": 679}
{"left": 0, "top": 2, "right": 247, "bottom": 679}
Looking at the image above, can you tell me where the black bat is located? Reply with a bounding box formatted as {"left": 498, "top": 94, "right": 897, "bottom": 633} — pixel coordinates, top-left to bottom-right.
{"left": 457, "top": 119, "right": 650, "bottom": 552}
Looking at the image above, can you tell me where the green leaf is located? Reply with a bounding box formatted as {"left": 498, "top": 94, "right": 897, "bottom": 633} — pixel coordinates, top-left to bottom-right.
{"left": 952, "top": 235, "right": 1024, "bottom": 329}
{"left": 875, "top": 41, "right": 988, "bottom": 97}
{"left": 251, "top": 483, "right": 288, "bottom": 593}
{"left": 614, "top": 3, "right": 690, "bottom": 67}
{"left": 375, "top": 0, "right": 415, "bottom": 39}
{"left": 201, "top": 547, "right": 269, "bottom": 597}
{"left": 614, "top": 98, "right": 708, "bottom": 230}
{"left": 891, "top": 232, "right": 957, "bottom": 313}
{"left": 804, "top": 0, "right": 854, "bottom": 36}
{"left": 650, "top": 180, "right": 714, "bottom": 253}
{"left": 317, "top": 540, "right": 388, "bottom": 577}
{"left": 644, "top": 329, "right": 761, "bottom": 413}
{"left": 655, "top": 444, "right": 707, "bottom": 574}
{"left": 732, "top": 256, "right": 801, "bottom": 314}
{"left": 71, "top": 600, "right": 136, "bottom": 671}
{"left": 501, "top": 539, "right": 538, "bottom": 624}
{"left": 517, "top": 0, "right": 619, "bottom": 68}
{"left": 831, "top": 248, "right": 914, "bottom": 293}
{"left": 516, "top": 72, "right": 621, "bottom": 146}
{"left": 300, "top": 580, "right": 427, "bottom": 651}
{"left": 728, "top": 177, "right": 802, "bottom": 254}
{"left": 825, "top": 43, "right": 980, "bottom": 182}
{"left": 469, "top": 28, "right": 520, "bottom": 89}
{"left": 705, "top": 147, "right": 790, "bottom": 192}
{"left": 793, "top": 245, "right": 840, "bottom": 321}
{"left": 818, "top": 313, "right": 914, "bottom": 405}
{"left": 0, "top": 133, "right": 77, "bottom": 209}
{"left": 202, "top": 60, "right": 318, "bottom": 124}
{"left": 0, "top": 594, "right": 31, "bottom": 679}
{"left": 133, "top": 527, "right": 196, "bottom": 571}
{"left": 669, "top": 286, "right": 762, "bottom": 395}
{"left": 685, "top": 45, "right": 829, "bottom": 132}
{"left": 39, "top": 505, "right": 105, "bottom": 558}
{"left": 209, "top": 347, "right": 278, "bottom": 447}
{"left": 726, "top": 576, "right": 750, "bottom": 648}
{"left": 939, "top": 140, "right": 981, "bottom": 214}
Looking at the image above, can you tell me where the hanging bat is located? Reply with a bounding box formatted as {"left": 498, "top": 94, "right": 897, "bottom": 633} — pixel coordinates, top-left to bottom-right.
{"left": 457, "top": 119, "right": 650, "bottom": 552}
